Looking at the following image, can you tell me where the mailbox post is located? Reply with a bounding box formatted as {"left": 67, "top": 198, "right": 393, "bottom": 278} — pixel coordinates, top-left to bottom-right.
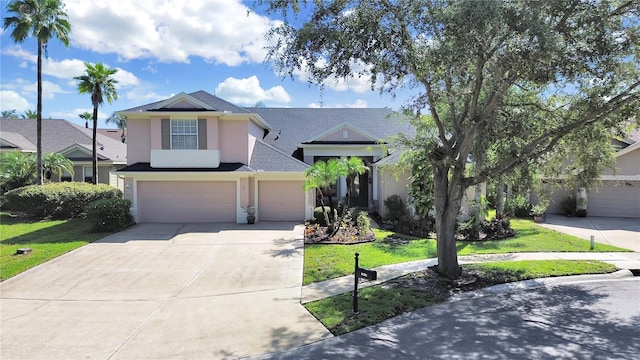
{"left": 353, "top": 253, "right": 378, "bottom": 314}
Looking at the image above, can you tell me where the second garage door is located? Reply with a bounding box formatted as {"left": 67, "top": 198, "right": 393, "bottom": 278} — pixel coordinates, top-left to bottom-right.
{"left": 258, "top": 181, "right": 305, "bottom": 221}
{"left": 138, "top": 181, "right": 236, "bottom": 222}
{"left": 587, "top": 181, "right": 640, "bottom": 218}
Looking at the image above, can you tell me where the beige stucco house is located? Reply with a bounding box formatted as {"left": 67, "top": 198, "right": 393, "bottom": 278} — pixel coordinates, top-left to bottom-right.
{"left": 0, "top": 118, "right": 126, "bottom": 187}
{"left": 117, "top": 90, "right": 415, "bottom": 223}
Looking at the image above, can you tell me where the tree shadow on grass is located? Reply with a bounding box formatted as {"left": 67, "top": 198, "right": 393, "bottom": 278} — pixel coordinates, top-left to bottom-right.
{"left": 0, "top": 216, "right": 103, "bottom": 246}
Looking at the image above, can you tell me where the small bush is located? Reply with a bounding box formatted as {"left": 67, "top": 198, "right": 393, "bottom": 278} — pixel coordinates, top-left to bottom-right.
{"left": 504, "top": 195, "right": 531, "bottom": 218}
{"left": 561, "top": 195, "right": 577, "bottom": 216}
{"left": 356, "top": 211, "right": 371, "bottom": 234}
{"left": 384, "top": 194, "right": 406, "bottom": 221}
{"left": 313, "top": 206, "right": 337, "bottom": 226}
{"left": 85, "top": 198, "right": 133, "bottom": 232}
{"left": 395, "top": 215, "right": 434, "bottom": 238}
{"left": 5, "top": 182, "right": 123, "bottom": 219}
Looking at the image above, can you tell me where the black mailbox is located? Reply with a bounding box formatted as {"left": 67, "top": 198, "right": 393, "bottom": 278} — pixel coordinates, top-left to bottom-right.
{"left": 358, "top": 268, "right": 377, "bottom": 281}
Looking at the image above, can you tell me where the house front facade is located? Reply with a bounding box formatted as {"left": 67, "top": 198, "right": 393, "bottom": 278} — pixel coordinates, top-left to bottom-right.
{"left": 117, "top": 90, "right": 415, "bottom": 223}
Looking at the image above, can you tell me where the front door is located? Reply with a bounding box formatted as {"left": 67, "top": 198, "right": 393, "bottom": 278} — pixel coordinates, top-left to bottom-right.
{"left": 350, "top": 170, "right": 369, "bottom": 208}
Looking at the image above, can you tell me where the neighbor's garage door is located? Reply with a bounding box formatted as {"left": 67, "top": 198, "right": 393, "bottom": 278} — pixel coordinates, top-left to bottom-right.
{"left": 587, "top": 181, "right": 640, "bottom": 218}
{"left": 258, "top": 181, "right": 305, "bottom": 221}
{"left": 137, "top": 181, "right": 236, "bottom": 222}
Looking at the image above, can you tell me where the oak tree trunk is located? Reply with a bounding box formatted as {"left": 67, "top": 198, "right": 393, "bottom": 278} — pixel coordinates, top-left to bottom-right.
{"left": 434, "top": 164, "right": 464, "bottom": 279}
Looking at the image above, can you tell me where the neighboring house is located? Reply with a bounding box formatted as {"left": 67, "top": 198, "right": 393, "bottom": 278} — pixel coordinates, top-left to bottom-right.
{"left": 97, "top": 128, "right": 126, "bottom": 143}
{"left": 0, "top": 119, "right": 127, "bottom": 187}
{"left": 116, "top": 90, "right": 415, "bottom": 223}
{"left": 546, "top": 130, "right": 640, "bottom": 218}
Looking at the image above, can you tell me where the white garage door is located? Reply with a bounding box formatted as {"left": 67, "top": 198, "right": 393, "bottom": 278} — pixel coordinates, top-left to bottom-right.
{"left": 588, "top": 181, "right": 640, "bottom": 218}
{"left": 258, "top": 181, "right": 305, "bottom": 221}
{"left": 137, "top": 181, "right": 236, "bottom": 222}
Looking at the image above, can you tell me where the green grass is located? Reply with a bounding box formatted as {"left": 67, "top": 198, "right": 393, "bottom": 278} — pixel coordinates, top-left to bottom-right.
{"left": 0, "top": 213, "right": 110, "bottom": 281}
{"left": 305, "top": 260, "right": 618, "bottom": 335}
{"left": 303, "top": 220, "right": 628, "bottom": 284}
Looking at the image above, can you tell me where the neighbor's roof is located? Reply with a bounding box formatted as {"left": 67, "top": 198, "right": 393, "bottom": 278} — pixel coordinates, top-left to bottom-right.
{"left": 121, "top": 90, "right": 251, "bottom": 114}
{"left": 244, "top": 107, "right": 414, "bottom": 156}
{"left": 0, "top": 118, "right": 126, "bottom": 163}
{"left": 0, "top": 131, "right": 36, "bottom": 152}
{"left": 249, "top": 139, "right": 309, "bottom": 172}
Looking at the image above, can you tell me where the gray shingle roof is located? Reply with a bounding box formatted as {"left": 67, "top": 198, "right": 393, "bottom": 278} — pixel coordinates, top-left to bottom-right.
{"left": 120, "top": 90, "right": 251, "bottom": 114}
{"left": 0, "top": 119, "right": 126, "bottom": 163}
{"left": 249, "top": 140, "right": 309, "bottom": 172}
{"left": 0, "top": 131, "right": 36, "bottom": 151}
{"left": 243, "top": 107, "right": 414, "bottom": 156}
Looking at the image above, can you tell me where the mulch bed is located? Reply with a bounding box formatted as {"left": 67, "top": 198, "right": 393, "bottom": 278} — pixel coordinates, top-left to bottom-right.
{"left": 382, "top": 265, "right": 514, "bottom": 300}
{"left": 304, "top": 226, "right": 376, "bottom": 245}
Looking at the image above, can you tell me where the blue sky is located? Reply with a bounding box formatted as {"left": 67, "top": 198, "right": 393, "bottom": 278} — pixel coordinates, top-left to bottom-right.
{"left": 0, "top": 0, "right": 410, "bottom": 128}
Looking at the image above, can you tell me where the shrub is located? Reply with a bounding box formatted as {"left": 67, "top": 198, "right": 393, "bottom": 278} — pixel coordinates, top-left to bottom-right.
{"left": 384, "top": 194, "right": 406, "bottom": 221}
{"left": 313, "top": 206, "right": 337, "bottom": 226}
{"left": 395, "top": 215, "right": 434, "bottom": 238}
{"left": 503, "top": 195, "right": 531, "bottom": 218}
{"left": 4, "top": 182, "right": 123, "bottom": 219}
{"left": 356, "top": 211, "right": 371, "bottom": 234}
{"left": 85, "top": 198, "right": 133, "bottom": 232}
{"left": 561, "top": 195, "right": 577, "bottom": 216}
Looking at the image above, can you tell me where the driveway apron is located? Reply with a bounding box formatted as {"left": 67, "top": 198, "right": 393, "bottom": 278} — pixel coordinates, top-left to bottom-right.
{"left": 0, "top": 223, "right": 331, "bottom": 359}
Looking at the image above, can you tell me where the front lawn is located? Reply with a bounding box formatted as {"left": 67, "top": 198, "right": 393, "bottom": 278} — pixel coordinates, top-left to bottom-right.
{"left": 303, "top": 219, "right": 627, "bottom": 284}
{"left": 0, "top": 213, "right": 110, "bottom": 281}
{"left": 305, "top": 260, "right": 618, "bottom": 335}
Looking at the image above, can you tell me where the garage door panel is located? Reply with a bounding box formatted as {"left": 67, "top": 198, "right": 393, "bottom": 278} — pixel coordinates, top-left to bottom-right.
{"left": 588, "top": 181, "right": 640, "bottom": 218}
{"left": 138, "top": 181, "right": 236, "bottom": 223}
{"left": 259, "top": 181, "right": 304, "bottom": 221}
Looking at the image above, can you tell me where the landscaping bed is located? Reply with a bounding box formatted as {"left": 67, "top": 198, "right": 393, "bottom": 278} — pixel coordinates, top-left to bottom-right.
{"left": 304, "top": 225, "right": 376, "bottom": 244}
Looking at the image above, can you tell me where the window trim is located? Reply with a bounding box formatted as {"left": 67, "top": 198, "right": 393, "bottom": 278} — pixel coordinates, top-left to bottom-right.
{"left": 170, "top": 118, "right": 199, "bottom": 150}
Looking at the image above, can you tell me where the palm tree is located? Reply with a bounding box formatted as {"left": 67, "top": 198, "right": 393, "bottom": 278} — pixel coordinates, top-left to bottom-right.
{"left": 338, "top": 156, "right": 367, "bottom": 210}
{"left": 74, "top": 62, "right": 118, "bottom": 185}
{"left": 78, "top": 111, "right": 92, "bottom": 128}
{"left": 42, "top": 152, "right": 73, "bottom": 180}
{"left": 21, "top": 109, "right": 37, "bottom": 118}
{"left": 304, "top": 158, "right": 342, "bottom": 226}
{"left": 0, "top": 150, "right": 36, "bottom": 192}
{"left": 3, "top": 0, "right": 71, "bottom": 185}
{"left": 105, "top": 112, "right": 127, "bottom": 143}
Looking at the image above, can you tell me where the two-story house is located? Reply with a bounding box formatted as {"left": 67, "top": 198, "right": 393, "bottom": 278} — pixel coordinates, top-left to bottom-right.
{"left": 117, "top": 90, "right": 414, "bottom": 223}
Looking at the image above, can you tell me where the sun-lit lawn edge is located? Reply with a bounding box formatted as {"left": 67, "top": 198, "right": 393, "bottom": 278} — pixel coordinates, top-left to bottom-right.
{"left": 305, "top": 260, "right": 618, "bottom": 335}
{"left": 0, "top": 213, "right": 111, "bottom": 281}
{"left": 303, "top": 220, "right": 628, "bottom": 285}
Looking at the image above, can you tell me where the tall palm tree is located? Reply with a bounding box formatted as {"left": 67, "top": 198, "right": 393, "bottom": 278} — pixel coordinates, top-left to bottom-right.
{"left": 74, "top": 62, "right": 118, "bottom": 185}
{"left": 21, "top": 109, "right": 37, "bottom": 118}
{"left": 42, "top": 152, "right": 73, "bottom": 180}
{"left": 3, "top": 0, "right": 71, "bottom": 185}
{"left": 105, "top": 112, "right": 127, "bottom": 143}
{"left": 78, "top": 111, "right": 92, "bottom": 128}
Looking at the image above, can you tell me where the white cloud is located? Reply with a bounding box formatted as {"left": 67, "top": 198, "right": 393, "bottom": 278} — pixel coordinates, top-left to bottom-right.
{"left": 293, "top": 58, "right": 376, "bottom": 93}
{"left": 50, "top": 108, "right": 108, "bottom": 123}
{"left": 307, "top": 99, "right": 368, "bottom": 108}
{"left": 125, "top": 90, "right": 169, "bottom": 103}
{"left": 0, "top": 91, "right": 32, "bottom": 112}
{"left": 64, "top": 0, "right": 277, "bottom": 65}
{"left": 215, "top": 76, "right": 291, "bottom": 105}
{"left": 2, "top": 78, "right": 70, "bottom": 100}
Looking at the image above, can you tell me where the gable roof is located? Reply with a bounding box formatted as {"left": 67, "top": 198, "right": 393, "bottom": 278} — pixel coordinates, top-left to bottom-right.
{"left": 0, "top": 131, "right": 36, "bottom": 152}
{"left": 121, "top": 90, "right": 251, "bottom": 114}
{"left": 302, "top": 121, "right": 380, "bottom": 143}
{"left": 249, "top": 140, "right": 309, "bottom": 172}
{"left": 0, "top": 118, "right": 126, "bottom": 163}
{"left": 244, "top": 107, "right": 414, "bottom": 156}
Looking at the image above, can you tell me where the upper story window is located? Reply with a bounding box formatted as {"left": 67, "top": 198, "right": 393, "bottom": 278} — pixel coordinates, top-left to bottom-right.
{"left": 171, "top": 119, "right": 198, "bottom": 149}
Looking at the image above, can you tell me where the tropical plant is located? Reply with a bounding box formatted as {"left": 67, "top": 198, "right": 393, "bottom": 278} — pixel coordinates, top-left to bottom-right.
{"left": 304, "top": 158, "right": 342, "bottom": 226}
{"left": 21, "top": 109, "right": 37, "bottom": 118}
{"left": 105, "top": 111, "right": 127, "bottom": 143}
{"left": 3, "top": 0, "right": 71, "bottom": 185}
{"left": 339, "top": 156, "right": 367, "bottom": 210}
{"left": 0, "top": 151, "right": 36, "bottom": 193}
{"left": 42, "top": 152, "right": 73, "bottom": 180}
{"left": 74, "top": 62, "right": 118, "bottom": 184}
{"left": 78, "top": 111, "right": 92, "bottom": 129}
{"left": 1, "top": 110, "right": 19, "bottom": 118}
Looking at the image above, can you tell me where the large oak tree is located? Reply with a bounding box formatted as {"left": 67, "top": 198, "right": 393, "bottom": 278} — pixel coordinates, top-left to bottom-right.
{"left": 259, "top": 0, "right": 640, "bottom": 279}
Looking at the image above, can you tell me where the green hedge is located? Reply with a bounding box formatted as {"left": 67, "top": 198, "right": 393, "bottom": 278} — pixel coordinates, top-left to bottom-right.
{"left": 5, "top": 182, "right": 123, "bottom": 219}
{"left": 85, "top": 198, "right": 133, "bottom": 232}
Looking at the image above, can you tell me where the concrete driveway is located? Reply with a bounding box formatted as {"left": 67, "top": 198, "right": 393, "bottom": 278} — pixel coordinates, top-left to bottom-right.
{"left": 539, "top": 214, "right": 640, "bottom": 252}
{"left": 0, "top": 223, "right": 331, "bottom": 359}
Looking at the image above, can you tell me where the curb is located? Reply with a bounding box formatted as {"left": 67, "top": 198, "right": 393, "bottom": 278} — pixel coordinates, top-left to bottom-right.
{"left": 448, "top": 269, "right": 635, "bottom": 302}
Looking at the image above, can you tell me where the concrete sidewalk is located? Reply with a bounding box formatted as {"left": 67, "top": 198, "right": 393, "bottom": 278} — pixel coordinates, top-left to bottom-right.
{"left": 302, "top": 252, "right": 640, "bottom": 303}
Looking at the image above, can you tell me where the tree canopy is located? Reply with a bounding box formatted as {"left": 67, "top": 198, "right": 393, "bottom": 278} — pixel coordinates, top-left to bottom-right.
{"left": 260, "top": 0, "right": 640, "bottom": 279}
